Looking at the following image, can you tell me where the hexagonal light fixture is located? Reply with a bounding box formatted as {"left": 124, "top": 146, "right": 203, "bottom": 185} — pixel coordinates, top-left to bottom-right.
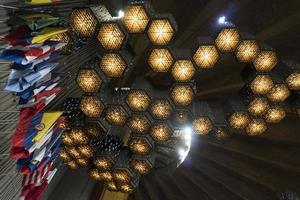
{"left": 267, "top": 84, "right": 290, "bottom": 102}
{"left": 149, "top": 99, "right": 172, "bottom": 120}
{"left": 99, "top": 53, "right": 127, "bottom": 78}
{"left": 170, "top": 84, "right": 194, "bottom": 106}
{"left": 149, "top": 122, "right": 171, "bottom": 142}
{"left": 127, "top": 114, "right": 151, "bottom": 134}
{"left": 228, "top": 112, "right": 250, "bottom": 129}
{"left": 76, "top": 68, "right": 102, "bottom": 93}
{"left": 192, "top": 117, "right": 213, "bottom": 135}
{"left": 246, "top": 119, "right": 267, "bottom": 136}
{"left": 250, "top": 74, "right": 274, "bottom": 95}
{"left": 98, "top": 22, "right": 126, "bottom": 50}
{"left": 171, "top": 60, "right": 196, "bottom": 82}
{"left": 247, "top": 98, "right": 269, "bottom": 116}
{"left": 193, "top": 45, "right": 219, "bottom": 69}
{"left": 148, "top": 48, "right": 174, "bottom": 72}
{"left": 215, "top": 28, "right": 240, "bottom": 52}
{"left": 253, "top": 51, "right": 277, "bottom": 72}
{"left": 129, "top": 136, "right": 153, "bottom": 155}
{"left": 147, "top": 16, "right": 176, "bottom": 45}
{"left": 126, "top": 90, "right": 151, "bottom": 112}
{"left": 123, "top": 4, "right": 150, "bottom": 33}
{"left": 236, "top": 40, "right": 260, "bottom": 62}
{"left": 80, "top": 95, "right": 104, "bottom": 118}
{"left": 105, "top": 105, "right": 128, "bottom": 126}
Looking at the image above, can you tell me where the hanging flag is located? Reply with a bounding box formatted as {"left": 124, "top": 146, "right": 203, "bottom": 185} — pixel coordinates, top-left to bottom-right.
{"left": 31, "top": 27, "right": 67, "bottom": 44}
{"left": 7, "top": 12, "right": 65, "bottom": 31}
{"left": 0, "top": 25, "right": 30, "bottom": 46}
{"left": 22, "top": 0, "right": 62, "bottom": 5}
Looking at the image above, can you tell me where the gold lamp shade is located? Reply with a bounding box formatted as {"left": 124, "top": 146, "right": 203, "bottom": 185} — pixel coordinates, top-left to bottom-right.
{"left": 123, "top": 5, "right": 150, "bottom": 33}
{"left": 126, "top": 90, "right": 151, "bottom": 112}
{"left": 228, "top": 112, "right": 250, "bottom": 129}
{"left": 105, "top": 182, "right": 118, "bottom": 191}
{"left": 69, "top": 8, "right": 97, "bottom": 38}
{"left": 69, "top": 128, "right": 89, "bottom": 144}
{"left": 113, "top": 169, "right": 132, "bottom": 183}
{"left": 250, "top": 75, "right": 274, "bottom": 95}
{"left": 170, "top": 85, "right": 194, "bottom": 106}
{"left": 246, "top": 119, "right": 267, "bottom": 136}
{"left": 93, "top": 155, "right": 114, "bottom": 170}
{"left": 150, "top": 99, "right": 172, "bottom": 119}
{"left": 105, "top": 105, "right": 128, "bottom": 126}
{"left": 215, "top": 28, "right": 240, "bottom": 52}
{"left": 100, "top": 53, "right": 127, "bottom": 78}
{"left": 150, "top": 123, "right": 171, "bottom": 142}
{"left": 80, "top": 96, "right": 104, "bottom": 118}
{"left": 76, "top": 69, "right": 102, "bottom": 93}
{"left": 267, "top": 84, "right": 290, "bottom": 102}
{"left": 130, "top": 159, "right": 152, "bottom": 175}
{"left": 192, "top": 117, "right": 213, "bottom": 135}
{"left": 248, "top": 98, "right": 269, "bottom": 116}
{"left": 129, "top": 138, "right": 151, "bottom": 155}
{"left": 99, "top": 171, "right": 114, "bottom": 182}
{"left": 253, "top": 51, "right": 277, "bottom": 72}
{"left": 127, "top": 115, "right": 151, "bottom": 134}
{"left": 193, "top": 45, "right": 219, "bottom": 68}
{"left": 286, "top": 72, "right": 300, "bottom": 90}
{"left": 78, "top": 145, "right": 94, "bottom": 158}
{"left": 148, "top": 48, "right": 174, "bottom": 72}
{"left": 98, "top": 23, "right": 125, "bottom": 50}
{"left": 264, "top": 106, "right": 286, "bottom": 123}
{"left": 171, "top": 60, "right": 195, "bottom": 82}
{"left": 236, "top": 40, "right": 260, "bottom": 62}
{"left": 147, "top": 19, "right": 175, "bottom": 45}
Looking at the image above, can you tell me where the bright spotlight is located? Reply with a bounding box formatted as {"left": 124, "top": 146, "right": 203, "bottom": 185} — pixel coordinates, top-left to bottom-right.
{"left": 118, "top": 10, "right": 124, "bottom": 18}
{"left": 218, "top": 16, "right": 226, "bottom": 24}
{"left": 184, "top": 126, "right": 192, "bottom": 135}
{"left": 178, "top": 148, "right": 186, "bottom": 157}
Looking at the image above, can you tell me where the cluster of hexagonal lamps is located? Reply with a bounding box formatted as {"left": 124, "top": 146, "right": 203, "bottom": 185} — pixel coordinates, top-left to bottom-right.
{"left": 59, "top": 1, "right": 300, "bottom": 193}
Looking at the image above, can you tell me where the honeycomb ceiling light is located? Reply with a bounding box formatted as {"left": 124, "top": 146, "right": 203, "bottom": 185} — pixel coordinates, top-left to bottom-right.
{"left": 93, "top": 155, "right": 114, "bottom": 170}
{"left": 248, "top": 98, "right": 269, "bottom": 116}
{"left": 228, "top": 112, "right": 250, "bottom": 129}
{"left": 236, "top": 40, "right": 260, "bottom": 62}
{"left": 69, "top": 128, "right": 89, "bottom": 144}
{"left": 150, "top": 99, "right": 172, "bottom": 119}
{"left": 126, "top": 90, "right": 151, "bottom": 112}
{"left": 99, "top": 171, "right": 114, "bottom": 182}
{"left": 105, "top": 105, "right": 128, "bottom": 126}
{"left": 149, "top": 123, "right": 171, "bottom": 142}
{"left": 129, "top": 138, "right": 152, "bottom": 155}
{"left": 76, "top": 69, "right": 102, "bottom": 93}
{"left": 253, "top": 51, "right": 277, "bottom": 72}
{"left": 89, "top": 168, "right": 102, "bottom": 180}
{"left": 250, "top": 75, "right": 274, "bottom": 95}
{"left": 148, "top": 48, "right": 174, "bottom": 72}
{"left": 105, "top": 182, "right": 118, "bottom": 191}
{"left": 100, "top": 53, "right": 127, "bottom": 78}
{"left": 192, "top": 117, "right": 213, "bottom": 135}
{"left": 77, "top": 158, "right": 89, "bottom": 166}
{"left": 69, "top": 8, "right": 97, "bottom": 38}
{"left": 113, "top": 169, "right": 132, "bottom": 183}
{"left": 170, "top": 85, "right": 194, "bottom": 106}
{"left": 286, "top": 72, "right": 300, "bottom": 90}
{"left": 59, "top": 149, "right": 72, "bottom": 162}
{"left": 130, "top": 159, "right": 152, "bottom": 175}
{"left": 193, "top": 45, "right": 219, "bottom": 69}
{"left": 127, "top": 115, "right": 151, "bottom": 134}
{"left": 171, "top": 60, "right": 195, "bottom": 82}
{"left": 77, "top": 145, "right": 94, "bottom": 158}
{"left": 215, "top": 28, "right": 240, "bottom": 52}
{"left": 66, "top": 160, "right": 79, "bottom": 170}
{"left": 61, "top": 132, "right": 75, "bottom": 146}
{"left": 264, "top": 106, "right": 286, "bottom": 123}
{"left": 66, "top": 147, "right": 81, "bottom": 159}
{"left": 246, "top": 119, "right": 267, "bottom": 136}
{"left": 80, "top": 96, "right": 104, "bottom": 118}
{"left": 119, "top": 183, "right": 135, "bottom": 193}
{"left": 147, "top": 18, "right": 175, "bottom": 45}
{"left": 267, "top": 84, "right": 290, "bottom": 102}
{"left": 98, "top": 22, "right": 125, "bottom": 50}
{"left": 123, "top": 5, "right": 150, "bottom": 33}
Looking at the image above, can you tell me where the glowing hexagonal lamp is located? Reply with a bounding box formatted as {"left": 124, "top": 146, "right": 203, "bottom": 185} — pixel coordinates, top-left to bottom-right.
{"left": 148, "top": 48, "right": 174, "bottom": 72}
{"left": 98, "top": 22, "right": 126, "bottom": 50}
{"left": 126, "top": 90, "right": 151, "bottom": 112}
{"left": 99, "top": 53, "right": 127, "bottom": 78}
{"left": 76, "top": 68, "right": 102, "bottom": 93}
